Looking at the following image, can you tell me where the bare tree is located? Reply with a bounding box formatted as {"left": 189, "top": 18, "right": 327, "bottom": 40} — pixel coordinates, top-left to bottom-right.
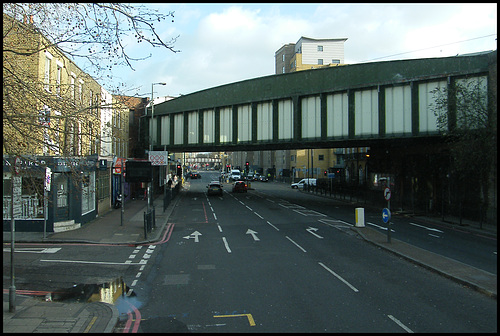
{"left": 3, "top": 3, "right": 179, "bottom": 212}
{"left": 431, "top": 76, "right": 496, "bottom": 225}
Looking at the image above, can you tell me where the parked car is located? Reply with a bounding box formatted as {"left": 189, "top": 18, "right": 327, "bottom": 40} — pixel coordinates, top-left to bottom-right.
{"left": 207, "top": 181, "right": 223, "bottom": 196}
{"left": 232, "top": 181, "right": 248, "bottom": 193}
{"left": 291, "top": 178, "right": 316, "bottom": 189}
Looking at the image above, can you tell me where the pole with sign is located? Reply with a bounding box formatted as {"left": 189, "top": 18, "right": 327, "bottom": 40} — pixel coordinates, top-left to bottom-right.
{"left": 384, "top": 186, "right": 392, "bottom": 243}
{"left": 43, "top": 167, "right": 51, "bottom": 240}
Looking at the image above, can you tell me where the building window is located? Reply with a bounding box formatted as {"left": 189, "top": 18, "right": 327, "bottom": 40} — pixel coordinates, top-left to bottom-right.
{"left": 318, "top": 155, "right": 324, "bottom": 161}
{"left": 318, "top": 59, "right": 323, "bottom": 65}
{"left": 282, "top": 66, "right": 285, "bottom": 74}
{"left": 282, "top": 54, "right": 285, "bottom": 62}
{"left": 317, "top": 45, "right": 323, "bottom": 52}
{"left": 332, "top": 59, "right": 340, "bottom": 64}
{"left": 44, "top": 56, "right": 51, "bottom": 91}
{"left": 71, "top": 73, "right": 76, "bottom": 100}
{"left": 78, "top": 79, "right": 83, "bottom": 103}
{"left": 56, "top": 65, "right": 62, "bottom": 96}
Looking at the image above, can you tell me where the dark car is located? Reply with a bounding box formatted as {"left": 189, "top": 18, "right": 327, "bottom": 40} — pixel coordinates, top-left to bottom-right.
{"left": 259, "top": 175, "right": 269, "bottom": 182}
{"left": 232, "top": 181, "right": 248, "bottom": 193}
{"left": 207, "top": 181, "right": 223, "bottom": 196}
{"left": 191, "top": 172, "right": 201, "bottom": 179}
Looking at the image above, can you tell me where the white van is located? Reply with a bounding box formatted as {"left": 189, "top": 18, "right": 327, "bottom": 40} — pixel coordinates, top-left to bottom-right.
{"left": 230, "top": 169, "right": 241, "bottom": 181}
{"left": 291, "top": 178, "right": 317, "bottom": 189}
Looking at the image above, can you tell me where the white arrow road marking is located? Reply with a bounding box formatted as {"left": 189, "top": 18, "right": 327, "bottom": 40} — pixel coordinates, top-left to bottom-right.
{"left": 183, "top": 231, "right": 202, "bottom": 242}
{"left": 246, "top": 229, "right": 260, "bottom": 241}
{"left": 306, "top": 227, "right": 323, "bottom": 239}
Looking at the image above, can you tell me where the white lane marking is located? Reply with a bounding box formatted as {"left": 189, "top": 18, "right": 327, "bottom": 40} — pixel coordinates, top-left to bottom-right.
{"left": 4, "top": 247, "right": 62, "bottom": 254}
{"left": 387, "top": 314, "right": 414, "bottom": 333}
{"left": 318, "top": 262, "right": 359, "bottom": 293}
{"left": 135, "top": 272, "right": 142, "bottom": 278}
{"left": 409, "top": 222, "right": 443, "bottom": 233}
{"left": 217, "top": 223, "right": 223, "bottom": 232}
{"left": 246, "top": 205, "right": 253, "bottom": 211}
{"left": 267, "top": 221, "right": 279, "bottom": 231}
{"left": 285, "top": 236, "right": 307, "bottom": 253}
{"left": 428, "top": 233, "right": 441, "bottom": 238}
{"left": 41, "top": 259, "right": 144, "bottom": 265}
{"left": 367, "top": 222, "right": 395, "bottom": 232}
{"left": 213, "top": 212, "right": 218, "bottom": 220}
{"left": 254, "top": 212, "right": 263, "bottom": 219}
{"left": 222, "top": 237, "right": 232, "bottom": 253}
{"left": 131, "top": 280, "right": 138, "bottom": 287}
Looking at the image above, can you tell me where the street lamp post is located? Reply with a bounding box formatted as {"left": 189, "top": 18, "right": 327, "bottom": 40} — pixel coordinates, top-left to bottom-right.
{"left": 149, "top": 82, "right": 166, "bottom": 212}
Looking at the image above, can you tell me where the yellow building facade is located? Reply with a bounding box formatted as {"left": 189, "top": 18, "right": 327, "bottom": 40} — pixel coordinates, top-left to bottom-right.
{"left": 3, "top": 13, "right": 101, "bottom": 158}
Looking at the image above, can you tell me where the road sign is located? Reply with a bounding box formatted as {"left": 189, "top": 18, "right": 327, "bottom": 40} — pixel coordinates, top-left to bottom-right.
{"left": 384, "top": 187, "right": 391, "bottom": 201}
{"left": 327, "top": 173, "right": 335, "bottom": 178}
{"left": 45, "top": 167, "right": 51, "bottom": 191}
{"left": 382, "top": 208, "right": 391, "bottom": 223}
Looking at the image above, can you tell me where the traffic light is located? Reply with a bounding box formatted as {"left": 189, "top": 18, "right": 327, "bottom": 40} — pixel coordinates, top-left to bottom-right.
{"left": 176, "top": 164, "right": 182, "bottom": 176}
{"left": 245, "top": 161, "right": 249, "bottom": 174}
{"left": 324, "top": 170, "right": 327, "bottom": 176}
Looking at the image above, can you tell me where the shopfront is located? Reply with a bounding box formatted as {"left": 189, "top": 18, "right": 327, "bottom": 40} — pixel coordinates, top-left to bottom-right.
{"left": 3, "top": 155, "right": 98, "bottom": 232}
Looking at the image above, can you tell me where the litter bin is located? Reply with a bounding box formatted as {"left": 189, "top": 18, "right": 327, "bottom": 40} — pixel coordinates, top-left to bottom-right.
{"left": 355, "top": 208, "right": 365, "bottom": 227}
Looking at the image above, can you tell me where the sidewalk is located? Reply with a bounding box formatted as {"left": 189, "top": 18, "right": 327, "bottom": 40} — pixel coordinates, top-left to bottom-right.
{"left": 3, "top": 192, "right": 182, "bottom": 333}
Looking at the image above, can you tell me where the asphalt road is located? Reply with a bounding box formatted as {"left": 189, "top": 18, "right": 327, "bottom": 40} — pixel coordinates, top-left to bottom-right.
{"left": 3, "top": 171, "right": 496, "bottom": 332}
{"left": 133, "top": 172, "right": 496, "bottom": 332}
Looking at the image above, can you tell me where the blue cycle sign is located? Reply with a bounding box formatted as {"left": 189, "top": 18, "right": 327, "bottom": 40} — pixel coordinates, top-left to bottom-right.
{"left": 382, "top": 208, "right": 391, "bottom": 223}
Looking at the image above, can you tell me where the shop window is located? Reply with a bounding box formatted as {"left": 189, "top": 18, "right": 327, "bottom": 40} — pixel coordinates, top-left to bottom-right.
{"left": 81, "top": 172, "right": 96, "bottom": 214}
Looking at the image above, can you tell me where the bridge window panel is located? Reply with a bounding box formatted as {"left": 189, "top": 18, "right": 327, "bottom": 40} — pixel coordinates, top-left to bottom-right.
{"left": 278, "top": 99, "right": 293, "bottom": 140}
{"left": 456, "top": 76, "right": 488, "bottom": 130}
{"left": 238, "top": 104, "right": 251, "bottom": 142}
{"left": 385, "top": 85, "right": 412, "bottom": 135}
{"left": 173, "top": 113, "right": 184, "bottom": 145}
{"left": 187, "top": 111, "right": 198, "bottom": 144}
{"left": 301, "top": 96, "right": 321, "bottom": 139}
{"left": 160, "top": 115, "right": 170, "bottom": 145}
{"left": 355, "top": 90, "right": 379, "bottom": 136}
{"left": 219, "top": 107, "right": 232, "bottom": 143}
{"left": 326, "top": 93, "right": 348, "bottom": 138}
{"left": 203, "top": 109, "right": 214, "bottom": 143}
{"left": 419, "top": 81, "right": 446, "bottom": 134}
{"left": 257, "top": 102, "right": 273, "bottom": 141}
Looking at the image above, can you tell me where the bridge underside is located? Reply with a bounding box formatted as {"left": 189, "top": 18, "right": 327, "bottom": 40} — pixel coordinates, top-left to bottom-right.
{"left": 146, "top": 51, "right": 494, "bottom": 153}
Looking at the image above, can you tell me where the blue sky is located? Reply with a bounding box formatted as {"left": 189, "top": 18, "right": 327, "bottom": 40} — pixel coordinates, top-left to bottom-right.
{"left": 98, "top": 3, "right": 497, "bottom": 98}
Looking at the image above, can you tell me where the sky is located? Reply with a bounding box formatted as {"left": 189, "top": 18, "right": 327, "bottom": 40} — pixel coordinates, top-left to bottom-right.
{"left": 101, "top": 3, "right": 497, "bottom": 99}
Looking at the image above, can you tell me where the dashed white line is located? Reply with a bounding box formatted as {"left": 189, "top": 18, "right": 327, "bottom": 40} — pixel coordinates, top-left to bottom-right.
{"left": 285, "top": 236, "right": 307, "bottom": 252}
{"left": 222, "top": 237, "right": 232, "bottom": 253}
{"left": 318, "top": 262, "right": 359, "bottom": 293}
{"left": 387, "top": 314, "right": 414, "bottom": 333}
{"left": 254, "top": 212, "right": 263, "bottom": 219}
{"left": 409, "top": 222, "right": 443, "bottom": 233}
{"left": 267, "top": 221, "right": 279, "bottom": 231}
{"left": 217, "top": 223, "right": 223, "bottom": 232}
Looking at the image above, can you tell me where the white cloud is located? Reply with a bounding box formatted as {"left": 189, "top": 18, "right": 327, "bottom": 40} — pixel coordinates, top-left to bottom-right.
{"left": 100, "top": 3, "right": 497, "bottom": 96}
